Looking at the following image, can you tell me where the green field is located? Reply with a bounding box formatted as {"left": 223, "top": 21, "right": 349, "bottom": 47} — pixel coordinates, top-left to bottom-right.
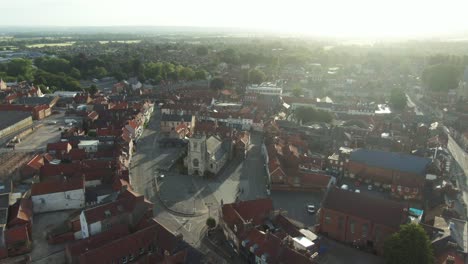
{"left": 26, "top": 42, "right": 76, "bottom": 48}
{"left": 99, "top": 40, "right": 141, "bottom": 44}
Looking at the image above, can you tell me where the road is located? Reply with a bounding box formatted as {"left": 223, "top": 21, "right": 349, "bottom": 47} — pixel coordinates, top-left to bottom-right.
{"left": 447, "top": 133, "right": 468, "bottom": 218}
{"left": 130, "top": 111, "right": 232, "bottom": 262}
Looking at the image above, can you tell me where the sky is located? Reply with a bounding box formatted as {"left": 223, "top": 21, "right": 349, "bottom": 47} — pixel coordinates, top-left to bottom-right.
{"left": 2, "top": 0, "right": 468, "bottom": 38}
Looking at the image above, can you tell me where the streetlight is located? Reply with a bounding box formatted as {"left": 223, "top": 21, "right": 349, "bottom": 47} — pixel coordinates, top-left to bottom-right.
{"left": 205, "top": 202, "right": 213, "bottom": 217}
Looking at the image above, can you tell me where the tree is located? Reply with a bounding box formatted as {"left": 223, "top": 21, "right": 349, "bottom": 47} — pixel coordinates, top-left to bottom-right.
{"left": 70, "top": 67, "right": 81, "bottom": 79}
{"left": 249, "top": 69, "right": 266, "bottom": 84}
{"left": 390, "top": 88, "right": 407, "bottom": 112}
{"left": 292, "top": 85, "right": 303, "bottom": 97}
{"left": 194, "top": 70, "right": 207, "bottom": 80}
{"left": 178, "top": 67, "right": 195, "bottom": 81}
{"left": 87, "top": 84, "right": 98, "bottom": 95}
{"left": 7, "top": 59, "right": 34, "bottom": 80}
{"left": 384, "top": 224, "right": 434, "bottom": 264}
{"left": 196, "top": 46, "right": 209, "bottom": 56}
{"left": 206, "top": 217, "right": 216, "bottom": 229}
{"left": 92, "top": 67, "right": 107, "bottom": 79}
{"left": 220, "top": 48, "right": 239, "bottom": 64}
{"left": 422, "top": 64, "right": 462, "bottom": 92}
{"left": 210, "top": 77, "right": 225, "bottom": 90}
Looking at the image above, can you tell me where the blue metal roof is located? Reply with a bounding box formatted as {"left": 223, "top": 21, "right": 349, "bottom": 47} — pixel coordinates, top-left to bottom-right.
{"left": 350, "top": 149, "right": 431, "bottom": 175}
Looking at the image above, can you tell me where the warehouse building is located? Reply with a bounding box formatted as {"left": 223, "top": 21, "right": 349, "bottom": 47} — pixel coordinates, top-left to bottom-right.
{"left": 0, "top": 111, "right": 33, "bottom": 142}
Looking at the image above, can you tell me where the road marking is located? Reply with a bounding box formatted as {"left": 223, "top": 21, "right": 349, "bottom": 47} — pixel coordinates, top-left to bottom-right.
{"left": 169, "top": 214, "right": 192, "bottom": 232}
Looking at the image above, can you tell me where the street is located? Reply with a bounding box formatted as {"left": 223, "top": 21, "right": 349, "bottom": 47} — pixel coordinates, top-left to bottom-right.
{"left": 447, "top": 133, "right": 468, "bottom": 218}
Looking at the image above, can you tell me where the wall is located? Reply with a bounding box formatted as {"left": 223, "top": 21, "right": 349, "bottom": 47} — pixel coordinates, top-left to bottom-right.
{"left": 32, "top": 189, "right": 85, "bottom": 213}
{"left": 0, "top": 116, "right": 33, "bottom": 140}
{"left": 80, "top": 211, "right": 89, "bottom": 239}
{"left": 319, "top": 208, "right": 398, "bottom": 255}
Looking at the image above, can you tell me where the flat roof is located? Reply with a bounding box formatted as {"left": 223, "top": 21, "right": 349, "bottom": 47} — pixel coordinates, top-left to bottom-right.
{"left": 0, "top": 111, "right": 32, "bottom": 131}
{"left": 78, "top": 140, "right": 100, "bottom": 146}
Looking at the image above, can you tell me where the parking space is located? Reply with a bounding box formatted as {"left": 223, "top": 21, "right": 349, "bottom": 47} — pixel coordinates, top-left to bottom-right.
{"left": 270, "top": 191, "right": 324, "bottom": 228}
{"left": 15, "top": 113, "right": 81, "bottom": 151}
{"left": 339, "top": 178, "right": 390, "bottom": 199}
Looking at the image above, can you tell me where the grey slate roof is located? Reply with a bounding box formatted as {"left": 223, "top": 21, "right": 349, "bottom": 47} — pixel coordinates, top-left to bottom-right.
{"left": 15, "top": 96, "right": 56, "bottom": 106}
{"left": 206, "top": 136, "right": 222, "bottom": 156}
{"left": 350, "top": 149, "right": 431, "bottom": 175}
{"left": 161, "top": 114, "right": 192, "bottom": 122}
{"left": 0, "top": 111, "right": 31, "bottom": 132}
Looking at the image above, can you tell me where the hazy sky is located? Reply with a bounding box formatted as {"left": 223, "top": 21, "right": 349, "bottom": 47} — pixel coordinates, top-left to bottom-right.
{"left": 2, "top": 0, "right": 468, "bottom": 38}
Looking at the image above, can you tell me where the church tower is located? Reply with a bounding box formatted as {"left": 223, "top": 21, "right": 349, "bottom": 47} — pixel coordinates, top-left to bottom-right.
{"left": 187, "top": 134, "right": 207, "bottom": 176}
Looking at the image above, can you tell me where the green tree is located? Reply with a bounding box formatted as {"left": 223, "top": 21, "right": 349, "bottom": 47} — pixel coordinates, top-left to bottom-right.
{"left": 194, "top": 70, "right": 207, "bottom": 80}
{"left": 196, "top": 46, "right": 209, "bottom": 56}
{"left": 390, "top": 88, "right": 407, "bottom": 112}
{"left": 220, "top": 48, "right": 239, "bottom": 64}
{"left": 292, "top": 85, "right": 303, "bottom": 97}
{"left": 144, "top": 62, "right": 162, "bottom": 80}
{"left": 178, "top": 66, "right": 195, "bottom": 81}
{"left": 210, "top": 77, "right": 225, "bottom": 90}
{"left": 7, "top": 58, "right": 34, "bottom": 80}
{"left": 249, "top": 68, "right": 266, "bottom": 84}
{"left": 70, "top": 67, "right": 81, "bottom": 79}
{"left": 206, "top": 217, "right": 216, "bottom": 229}
{"left": 422, "top": 64, "right": 462, "bottom": 92}
{"left": 93, "top": 67, "right": 108, "bottom": 79}
{"left": 384, "top": 224, "right": 434, "bottom": 264}
{"left": 87, "top": 84, "right": 98, "bottom": 95}
{"left": 35, "top": 57, "right": 71, "bottom": 74}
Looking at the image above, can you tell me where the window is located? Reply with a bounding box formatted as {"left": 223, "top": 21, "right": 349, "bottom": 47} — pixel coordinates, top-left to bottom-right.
{"left": 193, "top": 142, "right": 198, "bottom": 150}
{"left": 338, "top": 216, "right": 344, "bottom": 231}
{"left": 375, "top": 226, "right": 381, "bottom": 243}
{"left": 350, "top": 220, "right": 355, "bottom": 234}
{"left": 362, "top": 223, "right": 369, "bottom": 237}
{"left": 192, "top": 159, "right": 199, "bottom": 167}
{"left": 325, "top": 215, "right": 331, "bottom": 224}
{"left": 210, "top": 164, "right": 214, "bottom": 169}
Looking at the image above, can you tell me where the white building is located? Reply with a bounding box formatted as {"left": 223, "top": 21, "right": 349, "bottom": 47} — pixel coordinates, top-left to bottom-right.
{"left": 31, "top": 178, "right": 85, "bottom": 213}
{"left": 246, "top": 83, "right": 283, "bottom": 96}
{"left": 78, "top": 140, "right": 99, "bottom": 153}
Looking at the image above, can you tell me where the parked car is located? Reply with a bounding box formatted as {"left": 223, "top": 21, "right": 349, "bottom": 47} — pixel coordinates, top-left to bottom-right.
{"left": 46, "top": 121, "right": 57, "bottom": 125}
{"left": 368, "top": 185, "right": 373, "bottom": 191}
{"left": 307, "top": 205, "right": 316, "bottom": 214}
{"left": 341, "top": 184, "right": 349, "bottom": 190}
{"left": 355, "top": 189, "right": 360, "bottom": 193}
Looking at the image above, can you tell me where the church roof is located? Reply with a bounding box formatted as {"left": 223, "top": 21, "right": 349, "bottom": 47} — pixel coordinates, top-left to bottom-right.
{"left": 206, "top": 136, "right": 222, "bottom": 156}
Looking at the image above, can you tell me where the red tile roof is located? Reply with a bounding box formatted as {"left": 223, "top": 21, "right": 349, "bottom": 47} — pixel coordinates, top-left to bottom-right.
{"left": 31, "top": 177, "right": 84, "bottom": 196}
{"left": 7, "top": 198, "right": 33, "bottom": 227}
{"left": 66, "top": 224, "right": 130, "bottom": 257}
{"left": 322, "top": 188, "right": 408, "bottom": 228}
{"left": 25, "top": 154, "right": 44, "bottom": 171}
{"left": 299, "top": 173, "right": 331, "bottom": 188}
{"left": 46, "top": 142, "right": 71, "bottom": 152}
{"left": 77, "top": 219, "right": 181, "bottom": 264}
{"left": 226, "top": 198, "right": 273, "bottom": 226}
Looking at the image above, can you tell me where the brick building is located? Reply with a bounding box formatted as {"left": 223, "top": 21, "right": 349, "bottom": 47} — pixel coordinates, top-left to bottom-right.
{"left": 318, "top": 188, "right": 409, "bottom": 254}
{"left": 345, "top": 149, "right": 431, "bottom": 200}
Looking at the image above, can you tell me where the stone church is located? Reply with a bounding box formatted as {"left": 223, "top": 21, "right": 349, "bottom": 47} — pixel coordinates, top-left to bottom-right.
{"left": 185, "top": 134, "right": 230, "bottom": 176}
